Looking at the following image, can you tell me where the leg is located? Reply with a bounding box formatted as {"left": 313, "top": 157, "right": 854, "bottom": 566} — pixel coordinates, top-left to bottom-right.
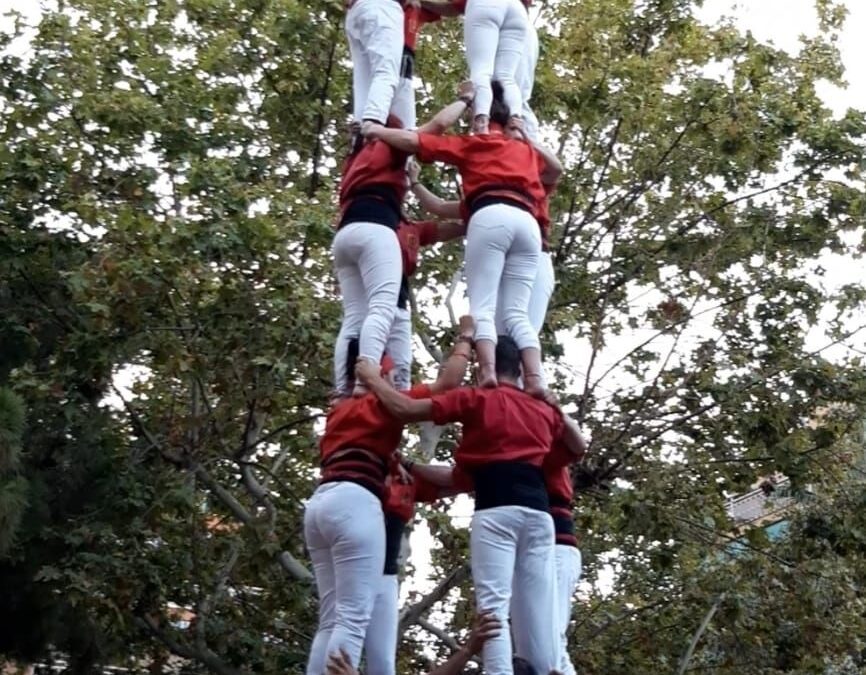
{"left": 333, "top": 224, "right": 370, "bottom": 396}
{"left": 527, "top": 251, "right": 555, "bottom": 387}
{"left": 385, "top": 305, "right": 412, "bottom": 391}
{"left": 511, "top": 509, "right": 559, "bottom": 675}
{"left": 363, "top": 575, "right": 400, "bottom": 675}
{"left": 390, "top": 75, "right": 417, "bottom": 130}
{"left": 555, "top": 545, "right": 582, "bottom": 675}
{"left": 517, "top": 20, "right": 539, "bottom": 138}
{"left": 346, "top": 6, "right": 371, "bottom": 122}
{"left": 464, "top": 0, "right": 506, "bottom": 124}
{"left": 305, "top": 489, "right": 338, "bottom": 675}
{"left": 356, "top": 0, "right": 404, "bottom": 123}
{"left": 470, "top": 507, "right": 520, "bottom": 675}
{"left": 356, "top": 224, "right": 402, "bottom": 370}
{"left": 322, "top": 482, "right": 387, "bottom": 668}
{"left": 498, "top": 207, "right": 542, "bottom": 393}
{"left": 465, "top": 204, "right": 513, "bottom": 386}
{"left": 492, "top": 0, "right": 528, "bottom": 117}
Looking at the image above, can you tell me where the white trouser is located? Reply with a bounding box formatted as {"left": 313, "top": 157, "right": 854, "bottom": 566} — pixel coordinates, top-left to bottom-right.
{"left": 333, "top": 221, "right": 402, "bottom": 396}
{"left": 465, "top": 203, "right": 540, "bottom": 349}
{"left": 305, "top": 482, "right": 386, "bottom": 675}
{"left": 496, "top": 251, "right": 554, "bottom": 382}
{"left": 391, "top": 76, "right": 416, "bottom": 130}
{"left": 555, "top": 544, "right": 582, "bottom": 675}
{"left": 363, "top": 574, "right": 400, "bottom": 675}
{"left": 471, "top": 506, "right": 559, "bottom": 675}
{"left": 346, "top": 0, "right": 403, "bottom": 123}
{"left": 385, "top": 305, "right": 412, "bottom": 391}
{"left": 464, "top": 0, "right": 528, "bottom": 119}
{"left": 516, "top": 21, "right": 539, "bottom": 140}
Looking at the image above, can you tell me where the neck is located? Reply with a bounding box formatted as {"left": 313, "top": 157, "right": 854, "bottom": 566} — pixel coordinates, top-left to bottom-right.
{"left": 498, "top": 375, "right": 520, "bottom": 388}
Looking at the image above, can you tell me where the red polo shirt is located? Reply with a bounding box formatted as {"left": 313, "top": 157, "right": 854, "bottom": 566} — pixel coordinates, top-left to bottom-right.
{"left": 398, "top": 219, "right": 439, "bottom": 276}
{"left": 429, "top": 383, "right": 563, "bottom": 469}
{"left": 339, "top": 140, "right": 409, "bottom": 209}
{"left": 416, "top": 131, "right": 544, "bottom": 215}
{"left": 404, "top": 7, "right": 441, "bottom": 51}
{"left": 320, "top": 384, "right": 431, "bottom": 462}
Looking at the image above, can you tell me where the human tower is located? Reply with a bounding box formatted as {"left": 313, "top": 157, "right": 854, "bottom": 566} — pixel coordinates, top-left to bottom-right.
{"left": 305, "top": 1, "right": 589, "bottom": 674}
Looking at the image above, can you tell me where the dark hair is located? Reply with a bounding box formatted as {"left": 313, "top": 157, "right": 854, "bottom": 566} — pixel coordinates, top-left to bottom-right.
{"left": 495, "top": 335, "right": 521, "bottom": 379}
{"left": 490, "top": 80, "right": 511, "bottom": 126}
{"left": 345, "top": 336, "right": 360, "bottom": 387}
{"left": 512, "top": 657, "right": 538, "bottom": 675}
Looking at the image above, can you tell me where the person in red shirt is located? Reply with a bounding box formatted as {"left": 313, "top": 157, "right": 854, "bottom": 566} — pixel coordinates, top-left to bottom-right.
{"left": 361, "top": 467, "right": 462, "bottom": 675}
{"left": 363, "top": 84, "right": 562, "bottom": 396}
{"left": 355, "top": 336, "right": 586, "bottom": 675}
{"left": 537, "top": 440, "right": 586, "bottom": 675}
{"left": 334, "top": 93, "right": 473, "bottom": 397}
{"left": 386, "top": 217, "right": 466, "bottom": 395}
{"left": 305, "top": 318, "right": 474, "bottom": 675}
{"left": 407, "top": 146, "right": 559, "bottom": 388}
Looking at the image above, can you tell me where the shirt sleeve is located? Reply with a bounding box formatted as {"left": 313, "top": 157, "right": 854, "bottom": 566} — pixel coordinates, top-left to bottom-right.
{"left": 451, "top": 0, "right": 467, "bottom": 13}
{"left": 430, "top": 386, "right": 478, "bottom": 425}
{"left": 420, "top": 8, "right": 442, "bottom": 22}
{"left": 416, "top": 133, "right": 466, "bottom": 168}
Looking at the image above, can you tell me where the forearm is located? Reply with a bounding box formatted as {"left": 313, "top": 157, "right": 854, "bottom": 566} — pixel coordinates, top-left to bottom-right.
{"left": 431, "top": 339, "right": 472, "bottom": 393}
{"left": 420, "top": 99, "right": 471, "bottom": 135}
{"left": 436, "top": 220, "right": 467, "bottom": 241}
{"left": 533, "top": 142, "right": 563, "bottom": 185}
{"left": 420, "top": 0, "right": 461, "bottom": 17}
{"left": 365, "top": 374, "right": 431, "bottom": 421}
{"left": 561, "top": 414, "right": 588, "bottom": 459}
{"left": 375, "top": 128, "right": 420, "bottom": 153}
{"left": 427, "top": 646, "right": 473, "bottom": 675}
{"left": 411, "top": 182, "right": 461, "bottom": 219}
{"left": 407, "top": 462, "right": 455, "bottom": 489}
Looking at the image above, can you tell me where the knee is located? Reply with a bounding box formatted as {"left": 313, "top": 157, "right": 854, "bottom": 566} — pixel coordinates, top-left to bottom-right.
{"left": 367, "top": 302, "right": 397, "bottom": 325}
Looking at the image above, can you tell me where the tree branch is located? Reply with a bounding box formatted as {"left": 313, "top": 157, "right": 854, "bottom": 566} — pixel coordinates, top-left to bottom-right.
{"left": 676, "top": 594, "right": 723, "bottom": 675}
{"left": 399, "top": 564, "right": 470, "bottom": 634}
{"left": 134, "top": 614, "right": 245, "bottom": 675}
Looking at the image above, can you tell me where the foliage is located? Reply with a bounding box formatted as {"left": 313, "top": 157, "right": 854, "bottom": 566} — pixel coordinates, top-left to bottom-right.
{"left": 1, "top": 0, "right": 865, "bottom": 672}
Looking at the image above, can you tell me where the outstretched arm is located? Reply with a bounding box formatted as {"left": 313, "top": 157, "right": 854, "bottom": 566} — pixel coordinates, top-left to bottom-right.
{"left": 533, "top": 141, "right": 563, "bottom": 186}
{"left": 408, "top": 160, "right": 463, "bottom": 219}
{"left": 356, "top": 361, "right": 433, "bottom": 422}
{"left": 363, "top": 126, "right": 420, "bottom": 153}
{"left": 427, "top": 614, "right": 502, "bottom": 675}
{"left": 436, "top": 220, "right": 467, "bottom": 241}
{"left": 406, "top": 462, "right": 456, "bottom": 488}
{"left": 417, "top": 80, "right": 475, "bottom": 135}
{"left": 560, "top": 414, "right": 588, "bottom": 460}
{"left": 420, "top": 0, "right": 463, "bottom": 18}
{"left": 428, "top": 315, "right": 475, "bottom": 394}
